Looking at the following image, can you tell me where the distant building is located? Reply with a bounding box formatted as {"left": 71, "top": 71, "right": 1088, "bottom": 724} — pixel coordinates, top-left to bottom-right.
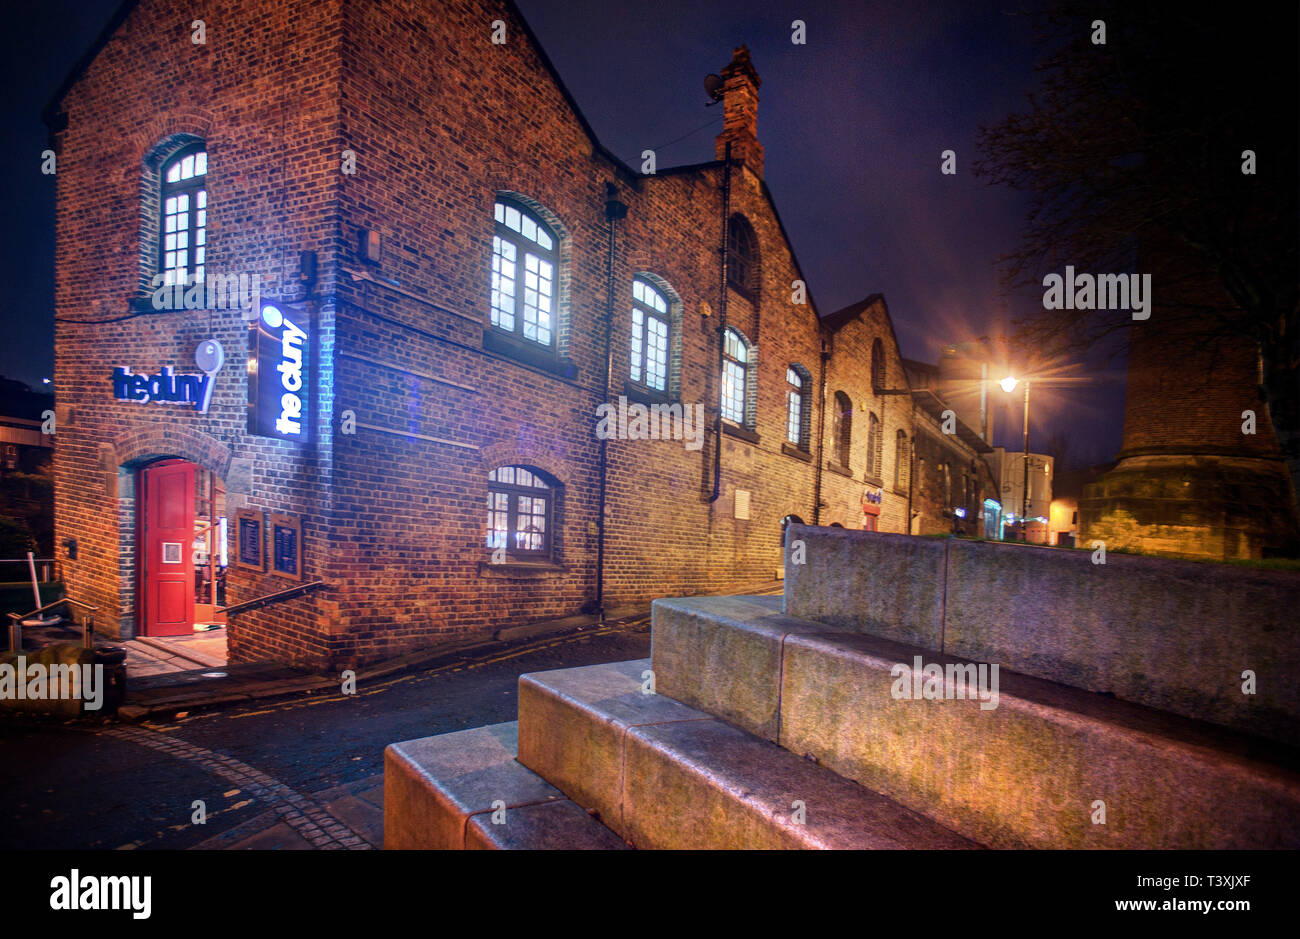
{"left": 988, "top": 447, "right": 1053, "bottom": 544}
{"left": 1049, "top": 462, "right": 1115, "bottom": 548}
{"left": 902, "top": 359, "right": 1000, "bottom": 538}
{"left": 0, "top": 377, "right": 53, "bottom": 476}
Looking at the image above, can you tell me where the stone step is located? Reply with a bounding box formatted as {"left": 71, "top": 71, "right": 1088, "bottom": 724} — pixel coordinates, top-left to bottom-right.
{"left": 515, "top": 658, "right": 979, "bottom": 849}
{"left": 383, "top": 721, "right": 630, "bottom": 850}
{"left": 651, "top": 594, "right": 1300, "bottom": 849}
{"left": 782, "top": 525, "right": 1300, "bottom": 745}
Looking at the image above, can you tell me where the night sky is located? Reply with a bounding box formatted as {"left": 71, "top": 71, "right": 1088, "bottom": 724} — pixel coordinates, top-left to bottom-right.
{"left": 0, "top": 0, "right": 1127, "bottom": 467}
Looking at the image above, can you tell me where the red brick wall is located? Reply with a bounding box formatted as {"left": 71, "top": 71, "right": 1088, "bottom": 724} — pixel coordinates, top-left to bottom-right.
{"left": 52, "top": 0, "right": 940, "bottom": 667}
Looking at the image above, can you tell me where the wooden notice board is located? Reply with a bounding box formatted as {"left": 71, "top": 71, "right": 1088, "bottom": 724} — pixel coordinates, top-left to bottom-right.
{"left": 235, "top": 508, "right": 264, "bottom": 572}
{"left": 271, "top": 513, "right": 303, "bottom": 580}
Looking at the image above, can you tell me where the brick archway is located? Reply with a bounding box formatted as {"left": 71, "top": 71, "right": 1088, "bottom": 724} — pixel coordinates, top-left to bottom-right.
{"left": 111, "top": 425, "right": 231, "bottom": 638}
{"left": 113, "top": 424, "right": 232, "bottom": 476}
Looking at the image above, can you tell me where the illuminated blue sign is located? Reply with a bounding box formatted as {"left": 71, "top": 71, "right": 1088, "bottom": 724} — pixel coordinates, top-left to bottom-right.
{"left": 248, "top": 302, "right": 312, "bottom": 444}
{"left": 112, "top": 366, "right": 213, "bottom": 412}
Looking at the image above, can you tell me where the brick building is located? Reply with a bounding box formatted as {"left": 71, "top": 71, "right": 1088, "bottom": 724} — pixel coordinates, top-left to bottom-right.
{"left": 47, "top": 0, "right": 948, "bottom": 668}
{"left": 902, "top": 359, "right": 1000, "bottom": 538}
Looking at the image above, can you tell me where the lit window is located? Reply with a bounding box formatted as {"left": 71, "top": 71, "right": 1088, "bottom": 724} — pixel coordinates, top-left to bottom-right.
{"left": 786, "top": 369, "right": 803, "bottom": 446}
{"left": 487, "top": 466, "right": 555, "bottom": 558}
{"left": 721, "top": 328, "right": 748, "bottom": 424}
{"left": 160, "top": 144, "right": 207, "bottom": 286}
{"left": 630, "top": 278, "right": 670, "bottom": 392}
{"left": 492, "top": 200, "right": 557, "bottom": 348}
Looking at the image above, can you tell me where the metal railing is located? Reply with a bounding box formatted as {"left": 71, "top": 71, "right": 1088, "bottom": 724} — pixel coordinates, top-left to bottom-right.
{"left": 0, "top": 558, "right": 60, "bottom": 583}
{"left": 6, "top": 597, "right": 99, "bottom": 654}
{"left": 223, "top": 580, "right": 326, "bottom": 617}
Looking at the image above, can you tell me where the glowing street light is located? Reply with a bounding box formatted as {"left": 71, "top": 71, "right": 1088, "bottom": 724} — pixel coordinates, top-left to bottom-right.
{"left": 1000, "top": 375, "right": 1031, "bottom": 541}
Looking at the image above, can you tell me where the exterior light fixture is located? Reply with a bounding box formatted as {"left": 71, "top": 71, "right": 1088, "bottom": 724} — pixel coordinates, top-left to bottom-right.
{"left": 1000, "top": 376, "right": 1018, "bottom": 393}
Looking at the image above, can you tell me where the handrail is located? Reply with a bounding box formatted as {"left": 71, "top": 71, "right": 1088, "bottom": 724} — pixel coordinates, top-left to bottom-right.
{"left": 6, "top": 596, "right": 101, "bottom": 653}
{"left": 224, "top": 580, "right": 326, "bottom": 617}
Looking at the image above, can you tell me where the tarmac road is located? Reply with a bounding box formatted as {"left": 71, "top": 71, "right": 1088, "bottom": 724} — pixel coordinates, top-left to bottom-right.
{"left": 0, "top": 621, "right": 651, "bottom": 850}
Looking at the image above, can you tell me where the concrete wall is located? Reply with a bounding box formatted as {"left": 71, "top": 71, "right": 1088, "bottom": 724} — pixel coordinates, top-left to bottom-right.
{"left": 784, "top": 525, "right": 1300, "bottom": 745}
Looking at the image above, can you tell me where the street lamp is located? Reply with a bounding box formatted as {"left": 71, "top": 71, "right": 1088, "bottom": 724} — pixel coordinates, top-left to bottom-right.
{"left": 1000, "top": 376, "right": 1031, "bottom": 542}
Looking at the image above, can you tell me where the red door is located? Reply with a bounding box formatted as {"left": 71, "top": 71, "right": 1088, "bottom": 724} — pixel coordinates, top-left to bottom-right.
{"left": 140, "top": 460, "right": 195, "bottom": 637}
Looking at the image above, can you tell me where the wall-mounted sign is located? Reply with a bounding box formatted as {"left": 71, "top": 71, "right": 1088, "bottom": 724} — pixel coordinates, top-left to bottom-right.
{"left": 112, "top": 366, "right": 214, "bottom": 412}
{"left": 861, "top": 486, "right": 883, "bottom": 516}
{"left": 248, "top": 302, "right": 312, "bottom": 444}
{"left": 235, "top": 508, "right": 264, "bottom": 572}
{"left": 271, "top": 513, "right": 302, "bottom": 580}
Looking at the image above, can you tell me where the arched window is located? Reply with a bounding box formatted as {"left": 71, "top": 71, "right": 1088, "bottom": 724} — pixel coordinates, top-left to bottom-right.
{"left": 832, "top": 391, "right": 852, "bottom": 467}
{"left": 870, "top": 338, "right": 886, "bottom": 393}
{"left": 786, "top": 366, "right": 811, "bottom": 450}
{"left": 492, "top": 199, "right": 558, "bottom": 348}
{"left": 160, "top": 143, "right": 207, "bottom": 286}
{"left": 630, "top": 278, "right": 670, "bottom": 392}
{"left": 727, "top": 214, "right": 760, "bottom": 298}
{"left": 487, "top": 466, "right": 557, "bottom": 559}
{"left": 720, "top": 328, "right": 748, "bottom": 424}
{"left": 894, "top": 430, "right": 909, "bottom": 491}
{"left": 866, "top": 412, "right": 883, "bottom": 480}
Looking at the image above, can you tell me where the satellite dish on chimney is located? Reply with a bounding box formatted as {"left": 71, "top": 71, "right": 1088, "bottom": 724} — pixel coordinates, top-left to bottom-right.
{"left": 704, "top": 73, "right": 724, "bottom": 104}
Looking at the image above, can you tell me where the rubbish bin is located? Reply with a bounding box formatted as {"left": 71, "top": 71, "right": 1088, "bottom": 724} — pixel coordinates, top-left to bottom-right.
{"left": 92, "top": 645, "right": 128, "bottom": 714}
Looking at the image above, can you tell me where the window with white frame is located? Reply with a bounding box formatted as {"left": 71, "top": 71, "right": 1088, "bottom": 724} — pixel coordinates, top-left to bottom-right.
{"left": 630, "top": 278, "right": 670, "bottom": 392}
{"left": 160, "top": 144, "right": 207, "bottom": 286}
{"left": 491, "top": 200, "right": 557, "bottom": 348}
{"left": 721, "top": 328, "right": 748, "bottom": 424}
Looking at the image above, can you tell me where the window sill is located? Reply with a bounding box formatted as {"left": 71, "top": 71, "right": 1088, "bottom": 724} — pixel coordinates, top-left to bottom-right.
{"left": 863, "top": 475, "right": 884, "bottom": 488}
{"left": 826, "top": 461, "right": 852, "bottom": 478}
{"left": 622, "top": 381, "right": 675, "bottom": 406}
{"left": 477, "top": 558, "right": 565, "bottom": 577}
{"left": 781, "top": 443, "right": 812, "bottom": 463}
{"left": 483, "top": 328, "right": 577, "bottom": 379}
{"left": 721, "top": 421, "right": 759, "bottom": 445}
{"left": 892, "top": 487, "right": 909, "bottom": 498}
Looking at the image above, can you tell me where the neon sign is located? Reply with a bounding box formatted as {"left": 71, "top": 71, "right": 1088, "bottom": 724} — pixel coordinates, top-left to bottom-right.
{"left": 248, "top": 302, "right": 312, "bottom": 444}
{"left": 112, "top": 366, "right": 213, "bottom": 412}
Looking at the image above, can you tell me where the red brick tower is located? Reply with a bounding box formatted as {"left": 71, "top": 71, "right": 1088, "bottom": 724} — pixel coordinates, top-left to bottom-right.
{"left": 1079, "top": 245, "right": 1296, "bottom": 559}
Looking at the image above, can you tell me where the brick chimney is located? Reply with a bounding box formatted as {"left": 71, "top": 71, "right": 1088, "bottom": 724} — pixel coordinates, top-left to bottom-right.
{"left": 714, "top": 45, "right": 764, "bottom": 178}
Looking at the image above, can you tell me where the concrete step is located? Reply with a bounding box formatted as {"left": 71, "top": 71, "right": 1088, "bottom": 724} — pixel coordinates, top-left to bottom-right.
{"left": 651, "top": 594, "right": 1300, "bottom": 849}
{"left": 516, "top": 658, "right": 979, "bottom": 849}
{"left": 782, "top": 525, "right": 1300, "bottom": 745}
{"left": 383, "top": 721, "right": 630, "bottom": 850}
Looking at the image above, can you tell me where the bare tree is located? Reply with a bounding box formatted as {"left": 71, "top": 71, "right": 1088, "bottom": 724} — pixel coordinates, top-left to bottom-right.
{"left": 975, "top": 1, "right": 1299, "bottom": 521}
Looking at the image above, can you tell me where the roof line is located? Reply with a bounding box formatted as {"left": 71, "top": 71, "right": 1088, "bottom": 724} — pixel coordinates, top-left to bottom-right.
{"left": 42, "top": 0, "right": 138, "bottom": 130}
{"left": 42, "top": 0, "right": 637, "bottom": 184}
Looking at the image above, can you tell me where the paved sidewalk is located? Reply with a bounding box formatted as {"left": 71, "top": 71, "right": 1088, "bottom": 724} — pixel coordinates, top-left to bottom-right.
{"left": 192, "top": 775, "right": 385, "bottom": 850}
{"left": 118, "top": 609, "right": 653, "bottom": 721}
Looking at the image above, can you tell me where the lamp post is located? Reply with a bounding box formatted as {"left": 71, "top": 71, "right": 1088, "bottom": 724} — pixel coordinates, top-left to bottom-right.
{"left": 1000, "top": 376, "right": 1031, "bottom": 542}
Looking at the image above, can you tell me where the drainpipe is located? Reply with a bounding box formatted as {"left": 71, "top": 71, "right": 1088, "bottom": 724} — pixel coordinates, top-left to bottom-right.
{"left": 710, "top": 143, "right": 732, "bottom": 504}
{"left": 595, "top": 183, "right": 627, "bottom": 624}
{"left": 813, "top": 333, "right": 829, "bottom": 525}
